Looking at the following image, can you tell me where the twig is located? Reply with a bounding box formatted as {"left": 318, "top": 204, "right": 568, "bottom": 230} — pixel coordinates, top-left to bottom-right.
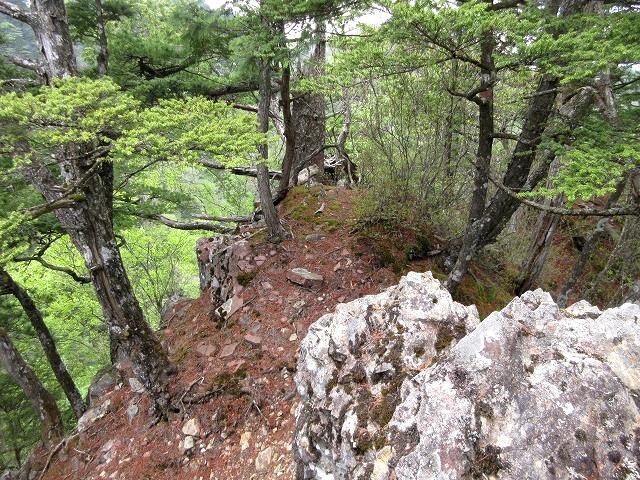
{"left": 38, "top": 433, "right": 78, "bottom": 480}
{"left": 178, "top": 376, "right": 204, "bottom": 414}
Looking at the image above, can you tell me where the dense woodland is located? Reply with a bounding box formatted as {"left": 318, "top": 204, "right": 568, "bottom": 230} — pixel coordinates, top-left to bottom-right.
{"left": 0, "top": 0, "right": 638, "bottom": 474}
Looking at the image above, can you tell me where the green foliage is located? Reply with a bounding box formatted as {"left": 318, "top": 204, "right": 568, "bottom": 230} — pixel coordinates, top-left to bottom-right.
{"left": 531, "top": 109, "right": 639, "bottom": 203}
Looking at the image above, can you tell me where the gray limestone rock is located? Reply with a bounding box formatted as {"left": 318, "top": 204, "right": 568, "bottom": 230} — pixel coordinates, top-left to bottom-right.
{"left": 294, "top": 271, "right": 640, "bottom": 480}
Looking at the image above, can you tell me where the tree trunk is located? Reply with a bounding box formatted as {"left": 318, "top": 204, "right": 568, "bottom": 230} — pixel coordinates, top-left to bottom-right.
{"left": 467, "top": 33, "right": 495, "bottom": 225}
{"left": 26, "top": 160, "right": 174, "bottom": 416}
{"left": 514, "top": 158, "right": 563, "bottom": 295}
{"left": 30, "top": 0, "right": 77, "bottom": 82}
{"left": 291, "top": 21, "right": 326, "bottom": 183}
{"left": 257, "top": 52, "right": 285, "bottom": 242}
{"left": 0, "top": 268, "right": 86, "bottom": 419}
{"left": 13, "top": 0, "right": 174, "bottom": 416}
{"left": 557, "top": 177, "right": 627, "bottom": 307}
{"left": 278, "top": 37, "right": 296, "bottom": 194}
{"left": 95, "top": 0, "right": 109, "bottom": 76}
{"left": 0, "top": 328, "right": 63, "bottom": 449}
{"left": 444, "top": 79, "right": 598, "bottom": 293}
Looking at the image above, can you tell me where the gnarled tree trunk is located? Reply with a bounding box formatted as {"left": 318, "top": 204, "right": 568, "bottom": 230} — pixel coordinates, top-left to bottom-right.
{"left": 95, "top": 0, "right": 109, "bottom": 76}
{"left": 0, "top": 328, "right": 63, "bottom": 450}
{"left": 0, "top": 268, "right": 86, "bottom": 419}
{"left": 29, "top": 0, "right": 77, "bottom": 82}
{"left": 6, "top": 0, "right": 174, "bottom": 416}
{"left": 26, "top": 160, "right": 174, "bottom": 415}
{"left": 444, "top": 81, "right": 600, "bottom": 293}
{"left": 256, "top": 15, "right": 286, "bottom": 242}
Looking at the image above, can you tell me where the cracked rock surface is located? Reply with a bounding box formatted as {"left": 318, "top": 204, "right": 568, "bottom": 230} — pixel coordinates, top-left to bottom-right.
{"left": 294, "top": 271, "right": 640, "bottom": 479}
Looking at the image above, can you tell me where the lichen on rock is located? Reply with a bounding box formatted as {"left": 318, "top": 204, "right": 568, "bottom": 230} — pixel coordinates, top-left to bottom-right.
{"left": 294, "top": 271, "right": 640, "bottom": 480}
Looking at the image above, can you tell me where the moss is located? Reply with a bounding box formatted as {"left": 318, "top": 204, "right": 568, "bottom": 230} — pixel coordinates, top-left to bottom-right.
{"left": 371, "top": 375, "right": 404, "bottom": 428}
{"left": 434, "top": 323, "right": 467, "bottom": 354}
{"left": 169, "top": 343, "right": 190, "bottom": 363}
{"left": 325, "top": 370, "right": 339, "bottom": 396}
{"left": 237, "top": 271, "right": 256, "bottom": 287}
{"left": 470, "top": 445, "right": 504, "bottom": 479}
{"left": 209, "top": 369, "right": 247, "bottom": 397}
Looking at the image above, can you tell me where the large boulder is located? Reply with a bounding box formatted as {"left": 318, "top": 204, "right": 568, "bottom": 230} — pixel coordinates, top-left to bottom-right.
{"left": 294, "top": 271, "right": 640, "bottom": 479}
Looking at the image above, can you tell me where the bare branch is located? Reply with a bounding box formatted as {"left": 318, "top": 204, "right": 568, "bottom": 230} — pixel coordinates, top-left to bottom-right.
{"left": 14, "top": 256, "right": 90, "bottom": 284}
{"left": 0, "top": 0, "right": 33, "bottom": 24}
{"left": 192, "top": 213, "right": 252, "bottom": 223}
{"left": 139, "top": 213, "right": 236, "bottom": 233}
{"left": 491, "top": 132, "right": 520, "bottom": 141}
{"left": 489, "top": 176, "right": 640, "bottom": 217}
{"left": 26, "top": 197, "right": 82, "bottom": 220}
{"left": 196, "top": 159, "right": 282, "bottom": 180}
{"left": 2, "top": 54, "right": 41, "bottom": 73}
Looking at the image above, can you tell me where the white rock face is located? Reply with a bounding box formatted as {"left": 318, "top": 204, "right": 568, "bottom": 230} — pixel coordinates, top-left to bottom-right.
{"left": 294, "top": 272, "right": 640, "bottom": 480}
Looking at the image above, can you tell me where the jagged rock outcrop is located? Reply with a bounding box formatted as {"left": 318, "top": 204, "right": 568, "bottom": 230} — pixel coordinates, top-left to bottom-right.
{"left": 294, "top": 271, "right": 640, "bottom": 479}
{"left": 196, "top": 235, "right": 262, "bottom": 305}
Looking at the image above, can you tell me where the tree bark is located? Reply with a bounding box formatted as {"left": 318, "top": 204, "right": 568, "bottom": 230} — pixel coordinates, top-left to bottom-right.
{"left": 278, "top": 35, "right": 296, "bottom": 194}
{"left": 467, "top": 33, "right": 495, "bottom": 225}
{"left": 514, "top": 159, "right": 563, "bottom": 295}
{"left": 0, "top": 268, "right": 86, "bottom": 419}
{"left": 26, "top": 160, "right": 174, "bottom": 415}
{"left": 29, "top": 0, "right": 77, "bottom": 83}
{"left": 557, "top": 177, "right": 627, "bottom": 307}
{"left": 0, "top": 328, "right": 63, "bottom": 449}
{"left": 291, "top": 21, "right": 326, "bottom": 183}
{"left": 256, "top": 45, "right": 285, "bottom": 242}
{"left": 9, "top": 0, "right": 174, "bottom": 416}
{"left": 95, "top": 0, "right": 109, "bottom": 76}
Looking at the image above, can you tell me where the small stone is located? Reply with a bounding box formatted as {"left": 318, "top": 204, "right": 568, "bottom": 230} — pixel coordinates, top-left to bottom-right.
{"left": 334, "top": 262, "right": 342, "bottom": 272}
{"left": 270, "top": 250, "right": 277, "bottom": 256}
{"left": 289, "top": 333, "right": 298, "bottom": 342}
{"left": 196, "top": 343, "right": 216, "bottom": 357}
{"left": 215, "top": 295, "right": 243, "bottom": 321}
{"left": 219, "top": 342, "right": 238, "bottom": 358}
{"left": 255, "top": 447, "right": 274, "bottom": 472}
{"left": 261, "top": 281, "right": 273, "bottom": 290}
{"left": 305, "top": 233, "right": 326, "bottom": 242}
{"left": 287, "top": 268, "right": 324, "bottom": 288}
{"left": 182, "top": 418, "right": 201, "bottom": 437}
{"left": 182, "top": 435, "right": 195, "bottom": 452}
{"left": 240, "top": 432, "right": 252, "bottom": 451}
{"left": 244, "top": 333, "right": 262, "bottom": 346}
{"left": 128, "top": 377, "right": 145, "bottom": 394}
{"left": 126, "top": 402, "right": 138, "bottom": 422}
{"left": 228, "top": 359, "right": 246, "bottom": 373}
{"left": 78, "top": 399, "right": 112, "bottom": 432}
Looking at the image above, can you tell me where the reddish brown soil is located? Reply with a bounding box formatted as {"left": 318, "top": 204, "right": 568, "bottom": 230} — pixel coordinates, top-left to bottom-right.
{"left": 42, "top": 186, "right": 399, "bottom": 480}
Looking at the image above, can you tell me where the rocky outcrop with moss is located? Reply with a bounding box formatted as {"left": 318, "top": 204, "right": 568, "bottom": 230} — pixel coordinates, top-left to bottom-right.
{"left": 294, "top": 271, "right": 640, "bottom": 479}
